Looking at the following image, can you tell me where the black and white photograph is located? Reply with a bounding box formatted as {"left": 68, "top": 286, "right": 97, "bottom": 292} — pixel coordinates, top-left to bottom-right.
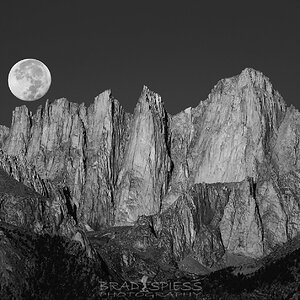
{"left": 0, "top": 1, "right": 300, "bottom": 299}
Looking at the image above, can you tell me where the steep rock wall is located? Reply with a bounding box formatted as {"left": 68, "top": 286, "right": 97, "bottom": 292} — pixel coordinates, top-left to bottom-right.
{"left": 1, "top": 68, "right": 300, "bottom": 268}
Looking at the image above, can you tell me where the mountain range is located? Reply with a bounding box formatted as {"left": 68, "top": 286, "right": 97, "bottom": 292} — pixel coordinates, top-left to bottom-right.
{"left": 1, "top": 68, "right": 300, "bottom": 299}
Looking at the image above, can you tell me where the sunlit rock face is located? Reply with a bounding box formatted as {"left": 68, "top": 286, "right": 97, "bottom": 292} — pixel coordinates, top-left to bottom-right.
{"left": 3, "top": 68, "right": 300, "bottom": 269}
{"left": 187, "top": 68, "right": 285, "bottom": 184}
{"left": 2, "top": 90, "right": 131, "bottom": 229}
{"left": 114, "top": 86, "right": 172, "bottom": 225}
{"left": 162, "top": 68, "right": 286, "bottom": 210}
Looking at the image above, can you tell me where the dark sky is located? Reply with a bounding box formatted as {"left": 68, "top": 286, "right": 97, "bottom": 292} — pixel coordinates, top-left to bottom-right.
{"left": 0, "top": 0, "right": 299, "bottom": 127}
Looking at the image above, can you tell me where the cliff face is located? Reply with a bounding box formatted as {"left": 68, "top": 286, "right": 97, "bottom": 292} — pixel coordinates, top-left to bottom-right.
{"left": 0, "top": 125, "right": 9, "bottom": 149}
{"left": 3, "top": 90, "right": 131, "bottom": 229}
{"left": 1, "top": 68, "right": 300, "bottom": 270}
{"left": 188, "top": 68, "right": 285, "bottom": 184}
{"left": 114, "top": 86, "right": 172, "bottom": 225}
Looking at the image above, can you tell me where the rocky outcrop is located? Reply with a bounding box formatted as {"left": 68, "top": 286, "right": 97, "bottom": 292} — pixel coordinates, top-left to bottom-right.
{"left": 114, "top": 86, "right": 172, "bottom": 225}
{"left": 151, "top": 180, "right": 262, "bottom": 268}
{"left": 2, "top": 91, "right": 131, "bottom": 230}
{"left": 0, "top": 159, "right": 83, "bottom": 238}
{"left": 0, "top": 125, "right": 9, "bottom": 148}
{"left": 2, "top": 67, "right": 300, "bottom": 271}
{"left": 0, "top": 167, "right": 54, "bottom": 233}
{"left": 173, "top": 68, "right": 285, "bottom": 186}
{"left": 272, "top": 106, "right": 300, "bottom": 174}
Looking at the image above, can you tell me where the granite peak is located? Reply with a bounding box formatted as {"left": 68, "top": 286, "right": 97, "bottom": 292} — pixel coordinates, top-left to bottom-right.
{"left": 1, "top": 68, "right": 300, "bottom": 274}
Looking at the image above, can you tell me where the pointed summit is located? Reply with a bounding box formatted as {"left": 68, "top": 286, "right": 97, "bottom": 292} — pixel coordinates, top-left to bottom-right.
{"left": 114, "top": 86, "right": 171, "bottom": 225}
{"left": 240, "top": 67, "right": 263, "bottom": 76}
{"left": 237, "top": 68, "right": 273, "bottom": 93}
{"left": 189, "top": 67, "right": 286, "bottom": 184}
{"left": 94, "top": 89, "right": 112, "bottom": 103}
{"left": 133, "top": 86, "right": 166, "bottom": 117}
{"left": 208, "top": 68, "right": 285, "bottom": 110}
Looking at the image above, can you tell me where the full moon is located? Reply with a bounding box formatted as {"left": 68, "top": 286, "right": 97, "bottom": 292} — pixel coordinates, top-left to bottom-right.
{"left": 8, "top": 58, "right": 51, "bottom": 101}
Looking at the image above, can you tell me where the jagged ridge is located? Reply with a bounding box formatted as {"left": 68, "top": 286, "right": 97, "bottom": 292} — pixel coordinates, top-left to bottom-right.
{"left": 1, "top": 68, "right": 300, "bottom": 272}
